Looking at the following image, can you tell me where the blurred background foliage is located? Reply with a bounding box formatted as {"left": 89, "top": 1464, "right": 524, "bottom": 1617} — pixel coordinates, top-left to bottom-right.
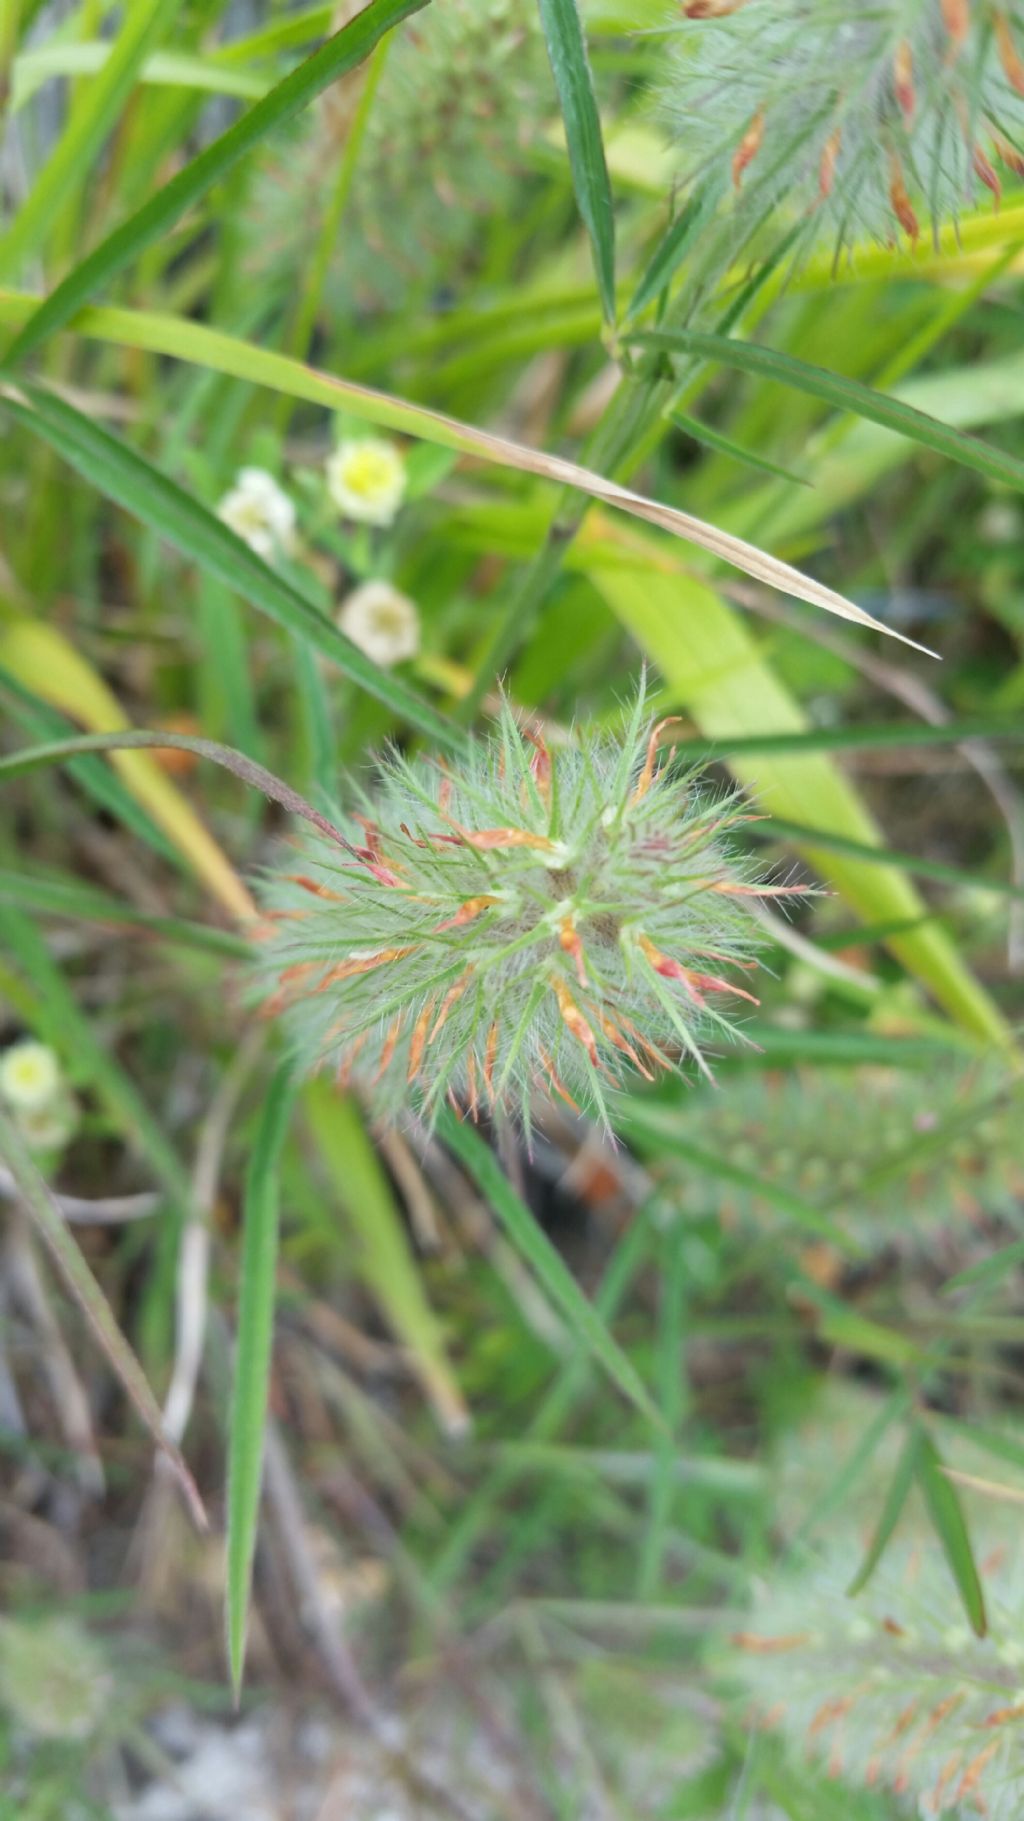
{"left": 2, "top": 1, "right": 1024, "bottom": 1816}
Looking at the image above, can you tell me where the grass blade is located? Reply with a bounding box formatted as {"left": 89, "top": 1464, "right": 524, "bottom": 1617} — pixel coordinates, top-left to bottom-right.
{"left": 436, "top": 1108, "right": 660, "bottom": 1429}
{"left": 226, "top": 1063, "right": 296, "bottom": 1698}
{"left": 639, "top": 326, "right": 1024, "bottom": 498}
{"left": 915, "top": 1425, "right": 987, "bottom": 1638}
{"left": 626, "top": 179, "right": 721, "bottom": 322}
{"left": 0, "top": 727, "right": 364, "bottom": 846}
{"left": 846, "top": 1426, "right": 920, "bottom": 1596}
{"left": 304, "top": 1081, "right": 467, "bottom": 1436}
{"left": 672, "top": 410, "right": 810, "bottom": 488}
{"left": 0, "top": 296, "right": 931, "bottom": 646}
{"left": 0, "top": 0, "right": 180, "bottom": 279}
{"left": 0, "top": 616, "right": 253, "bottom": 922}
{"left": 537, "top": 0, "right": 616, "bottom": 324}
{"left": 3, "top": 0, "right": 433, "bottom": 364}
{"left": 0, "top": 386, "right": 461, "bottom": 752}
{"left": 0, "top": 1101, "right": 204, "bottom": 1527}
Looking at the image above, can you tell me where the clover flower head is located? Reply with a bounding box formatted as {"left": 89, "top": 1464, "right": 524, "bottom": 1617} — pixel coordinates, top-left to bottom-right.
{"left": 0, "top": 1039, "right": 61, "bottom": 1113}
{"left": 326, "top": 437, "right": 406, "bottom": 527}
{"left": 660, "top": 1063, "right": 1023, "bottom": 1253}
{"left": 663, "top": 0, "right": 1024, "bottom": 253}
{"left": 729, "top": 1531, "right": 1024, "bottom": 1817}
{"left": 217, "top": 466, "right": 296, "bottom": 560}
{"left": 337, "top": 580, "right": 420, "bottom": 668}
{"left": 246, "top": 0, "right": 545, "bottom": 316}
{"left": 253, "top": 685, "right": 799, "bottom": 1134}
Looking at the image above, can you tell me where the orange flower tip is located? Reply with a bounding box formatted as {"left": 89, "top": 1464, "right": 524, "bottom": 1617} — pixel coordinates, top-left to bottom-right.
{"left": 538, "top": 1046, "right": 582, "bottom": 1113}
{"left": 407, "top": 1000, "right": 435, "bottom": 1084}
{"left": 691, "top": 971, "right": 760, "bottom": 1006}
{"left": 461, "top": 826, "right": 558, "bottom": 853}
{"left": 683, "top": 0, "right": 750, "bottom": 14}
{"left": 893, "top": 41, "right": 915, "bottom": 120}
{"left": 550, "top": 976, "right": 599, "bottom": 1063}
{"left": 941, "top": 0, "right": 970, "bottom": 46}
{"left": 483, "top": 1021, "right": 499, "bottom": 1097}
{"left": 993, "top": 131, "right": 1024, "bottom": 177}
{"left": 558, "top": 914, "right": 588, "bottom": 986}
{"left": 523, "top": 726, "right": 553, "bottom": 805}
{"left": 973, "top": 143, "right": 1002, "bottom": 205}
{"left": 632, "top": 715, "right": 684, "bottom": 806}
{"left": 818, "top": 129, "right": 841, "bottom": 199}
{"left": 435, "top": 894, "right": 500, "bottom": 932}
{"left": 372, "top": 1015, "right": 404, "bottom": 1086}
{"left": 731, "top": 108, "right": 764, "bottom": 188}
{"left": 996, "top": 11, "right": 1024, "bottom": 96}
{"left": 286, "top": 873, "right": 345, "bottom": 902}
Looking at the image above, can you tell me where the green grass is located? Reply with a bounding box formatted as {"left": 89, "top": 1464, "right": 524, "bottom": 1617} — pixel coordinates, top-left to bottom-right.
{"left": 1, "top": 2, "right": 1023, "bottom": 1815}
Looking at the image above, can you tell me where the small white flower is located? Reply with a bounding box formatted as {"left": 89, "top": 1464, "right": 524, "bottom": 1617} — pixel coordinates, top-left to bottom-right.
{"left": 326, "top": 438, "right": 406, "bottom": 526}
{"left": 0, "top": 1040, "right": 61, "bottom": 1113}
{"left": 979, "top": 500, "right": 1022, "bottom": 547}
{"left": 217, "top": 467, "right": 296, "bottom": 560}
{"left": 17, "top": 1099, "right": 78, "bottom": 1154}
{"left": 337, "top": 580, "right": 420, "bottom": 667}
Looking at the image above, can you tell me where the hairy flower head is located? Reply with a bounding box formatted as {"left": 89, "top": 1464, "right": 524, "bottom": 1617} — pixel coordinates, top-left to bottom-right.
{"left": 217, "top": 466, "right": 296, "bottom": 561}
{"left": 326, "top": 438, "right": 406, "bottom": 527}
{"left": 253, "top": 690, "right": 795, "bottom": 1132}
{"left": 730, "top": 1530, "right": 1024, "bottom": 1816}
{"left": 246, "top": 0, "right": 545, "bottom": 317}
{"left": 654, "top": 1062, "right": 1023, "bottom": 1252}
{"left": 337, "top": 580, "right": 420, "bottom": 668}
{"left": 663, "top": 0, "right": 1024, "bottom": 251}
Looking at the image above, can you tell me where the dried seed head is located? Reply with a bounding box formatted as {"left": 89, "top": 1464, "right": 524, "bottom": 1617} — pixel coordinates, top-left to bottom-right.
{"left": 252, "top": 684, "right": 794, "bottom": 1133}
{"left": 661, "top": 0, "right": 1024, "bottom": 255}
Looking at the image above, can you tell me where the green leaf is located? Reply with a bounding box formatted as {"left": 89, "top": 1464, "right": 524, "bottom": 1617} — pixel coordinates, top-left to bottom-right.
{"left": 914, "top": 1425, "right": 987, "bottom": 1638}
{"left": 626, "top": 180, "right": 721, "bottom": 322}
{"left": 846, "top": 1426, "right": 920, "bottom": 1596}
{"left": 537, "top": 0, "right": 616, "bottom": 324}
{"left": 0, "top": 0, "right": 181, "bottom": 280}
{"left": 304, "top": 1081, "right": 467, "bottom": 1435}
{"left": 226, "top": 1063, "right": 297, "bottom": 1699}
{"left": 436, "top": 1108, "right": 660, "bottom": 1429}
{"left": 0, "top": 1101, "right": 203, "bottom": 1527}
{"left": 3, "top": 0, "right": 432, "bottom": 365}
{"left": 671, "top": 410, "right": 810, "bottom": 488}
{"left": 0, "top": 387, "right": 461, "bottom": 752}
{"left": 638, "top": 326, "right": 1024, "bottom": 498}
{"left": 11, "top": 44, "right": 269, "bottom": 113}
{"left": 0, "top": 290, "right": 931, "bottom": 643}
{"left": 754, "top": 814, "right": 1024, "bottom": 901}
{"left": 0, "top": 865, "right": 249, "bottom": 961}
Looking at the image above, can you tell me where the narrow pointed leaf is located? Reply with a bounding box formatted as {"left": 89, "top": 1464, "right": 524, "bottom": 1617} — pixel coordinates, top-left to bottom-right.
{"left": 226, "top": 1064, "right": 296, "bottom": 1698}
{"left": 638, "top": 326, "right": 1024, "bottom": 498}
{"left": 4, "top": 0, "right": 433, "bottom": 364}
{"left": 846, "top": 1426, "right": 921, "bottom": 1596}
{"left": 538, "top": 0, "right": 616, "bottom": 323}
{"left": 914, "top": 1426, "right": 987, "bottom": 1637}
